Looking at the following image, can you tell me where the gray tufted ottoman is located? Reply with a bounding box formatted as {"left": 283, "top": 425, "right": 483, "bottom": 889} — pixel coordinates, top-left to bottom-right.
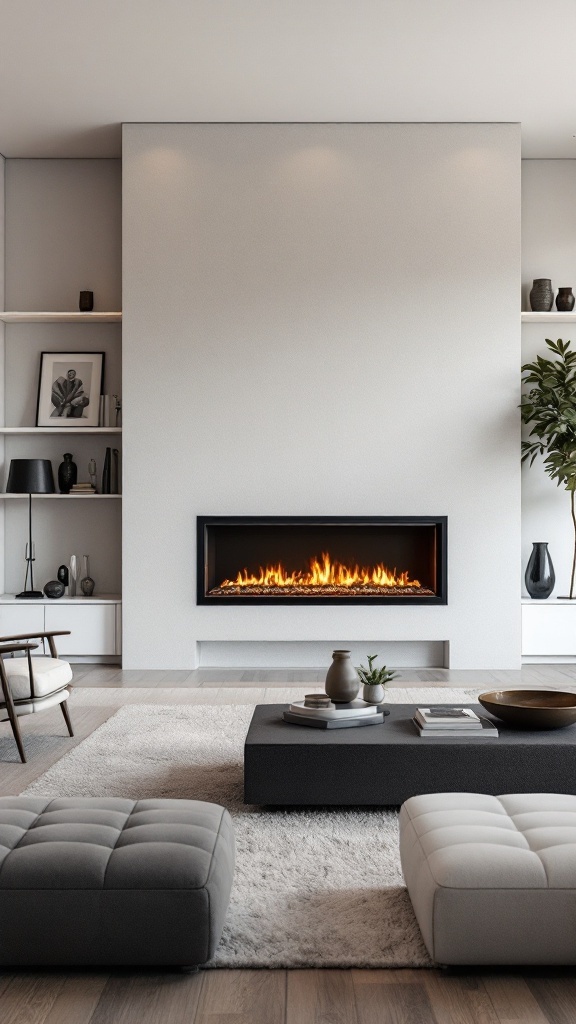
{"left": 0, "top": 797, "right": 235, "bottom": 967}
{"left": 400, "top": 792, "right": 576, "bottom": 965}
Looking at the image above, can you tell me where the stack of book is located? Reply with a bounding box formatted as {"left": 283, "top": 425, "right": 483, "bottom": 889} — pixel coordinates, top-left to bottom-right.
{"left": 283, "top": 695, "right": 385, "bottom": 729}
{"left": 70, "top": 483, "right": 96, "bottom": 495}
{"left": 413, "top": 706, "right": 498, "bottom": 738}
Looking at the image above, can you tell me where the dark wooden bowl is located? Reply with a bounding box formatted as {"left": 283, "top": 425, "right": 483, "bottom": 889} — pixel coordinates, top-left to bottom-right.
{"left": 478, "top": 689, "right": 576, "bottom": 729}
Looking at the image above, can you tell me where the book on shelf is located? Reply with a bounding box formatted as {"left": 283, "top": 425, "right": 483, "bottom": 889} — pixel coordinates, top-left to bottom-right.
{"left": 283, "top": 710, "right": 385, "bottom": 729}
{"left": 415, "top": 707, "right": 482, "bottom": 729}
{"left": 413, "top": 716, "right": 498, "bottom": 738}
{"left": 289, "top": 699, "right": 383, "bottom": 720}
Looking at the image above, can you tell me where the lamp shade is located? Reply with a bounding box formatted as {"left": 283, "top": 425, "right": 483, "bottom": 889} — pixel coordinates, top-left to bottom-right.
{"left": 6, "top": 459, "right": 55, "bottom": 494}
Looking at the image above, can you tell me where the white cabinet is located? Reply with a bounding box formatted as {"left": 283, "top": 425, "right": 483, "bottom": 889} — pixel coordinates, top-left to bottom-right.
{"left": 0, "top": 597, "right": 121, "bottom": 657}
{"left": 45, "top": 604, "right": 117, "bottom": 656}
{"left": 522, "top": 599, "right": 576, "bottom": 661}
{"left": 0, "top": 605, "right": 45, "bottom": 639}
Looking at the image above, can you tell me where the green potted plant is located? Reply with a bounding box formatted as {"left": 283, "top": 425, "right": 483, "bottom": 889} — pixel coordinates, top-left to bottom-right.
{"left": 356, "top": 654, "right": 398, "bottom": 705}
{"left": 521, "top": 338, "right": 576, "bottom": 598}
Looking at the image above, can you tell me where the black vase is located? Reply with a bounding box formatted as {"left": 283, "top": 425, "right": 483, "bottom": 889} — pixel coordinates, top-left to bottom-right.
{"left": 529, "top": 279, "right": 554, "bottom": 312}
{"left": 525, "top": 542, "right": 555, "bottom": 599}
{"left": 102, "top": 447, "right": 111, "bottom": 494}
{"left": 556, "top": 287, "right": 575, "bottom": 312}
{"left": 58, "top": 453, "right": 77, "bottom": 494}
{"left": 57, "top": 565, "right": 69, "bottom": 588}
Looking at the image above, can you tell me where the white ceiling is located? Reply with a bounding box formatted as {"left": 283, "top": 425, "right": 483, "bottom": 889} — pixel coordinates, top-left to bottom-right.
{"left": 1, "top": 0, "right": 576, "bottom": 159}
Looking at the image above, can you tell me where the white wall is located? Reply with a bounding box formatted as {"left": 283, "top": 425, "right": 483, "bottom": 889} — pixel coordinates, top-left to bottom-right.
{"left": 123, "top": 123, "right": 521, "bottom": 670}
{"left": 3, "top": 160, "right": 122, "bottom": 595}
{"left": 521, "top": 160, "right": 576, "bottom": 597}
{"left": 0, "top": 155, "right": 5, "bottom": 593}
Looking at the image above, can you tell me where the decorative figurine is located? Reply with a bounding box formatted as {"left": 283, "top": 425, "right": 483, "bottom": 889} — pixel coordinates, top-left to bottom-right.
{"left": 44, "top": 580, "right": 65, "bottom": 599}
{"left": 57, "top": 564, "right": 69, "bottom": 595}
{"left": 88, "top": 458, "right": 97, "bottom": 491}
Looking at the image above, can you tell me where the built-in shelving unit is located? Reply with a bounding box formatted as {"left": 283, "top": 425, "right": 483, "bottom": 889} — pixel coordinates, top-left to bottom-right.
{"left": 521, "top": 312, "right": 576, "bottom": 323}
{"left": 0, "top": 311, "right": 122, "bottom": 324}
{"left": 1, "top": 308, "right": 122, "bottom": 656}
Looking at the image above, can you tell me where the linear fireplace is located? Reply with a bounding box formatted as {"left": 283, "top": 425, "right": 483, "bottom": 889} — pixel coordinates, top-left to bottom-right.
{"left": 197, "top": 516, "right": 447, "bottom": 605}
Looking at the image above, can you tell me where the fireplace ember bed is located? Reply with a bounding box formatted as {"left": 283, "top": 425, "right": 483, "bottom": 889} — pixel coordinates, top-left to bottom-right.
{"left": 197, "top": 517, "right": 447, "bottom": 605}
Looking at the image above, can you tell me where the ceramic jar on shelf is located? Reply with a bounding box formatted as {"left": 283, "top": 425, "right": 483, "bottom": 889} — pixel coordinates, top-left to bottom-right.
{"left": 325, "top": 650, "right": 360, "bottom": 703}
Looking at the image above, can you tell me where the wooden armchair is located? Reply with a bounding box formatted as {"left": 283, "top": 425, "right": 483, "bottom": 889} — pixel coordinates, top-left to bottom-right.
{"left": 0, "top": 631, "right": 73, "bottom": 763}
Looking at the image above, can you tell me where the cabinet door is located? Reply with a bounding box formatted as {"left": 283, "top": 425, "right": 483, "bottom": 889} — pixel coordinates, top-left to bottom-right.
{"left": 522, "top": 604, "right": 576, "bottom": 656}
{"left": 0, "top": 605, "right": 45, "bottom": 640}
{"left": 45, "top": 605, "right": 116, "bottom": 656}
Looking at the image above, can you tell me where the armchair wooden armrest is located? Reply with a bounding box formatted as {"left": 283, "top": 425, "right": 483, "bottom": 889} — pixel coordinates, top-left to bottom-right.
{"left": 0, "top": 631, "right": 71, "bottom": 657}
{"left": 0, "top": 642, "right": 39, "bottom": 655}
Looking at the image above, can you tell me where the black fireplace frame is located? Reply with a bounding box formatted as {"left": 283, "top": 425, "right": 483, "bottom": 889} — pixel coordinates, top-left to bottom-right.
{"left": 197, "top": 516, "right": 448, "bottom": 606}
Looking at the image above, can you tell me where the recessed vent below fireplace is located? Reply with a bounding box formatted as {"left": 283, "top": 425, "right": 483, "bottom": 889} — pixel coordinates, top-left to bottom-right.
{"left": 197, "top": 517, "right": 447, "bottom": 605}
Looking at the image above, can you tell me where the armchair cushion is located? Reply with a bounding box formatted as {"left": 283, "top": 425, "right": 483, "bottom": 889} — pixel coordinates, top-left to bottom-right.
{"left": 3, "top": 657, "right": 72, "bottom": 700}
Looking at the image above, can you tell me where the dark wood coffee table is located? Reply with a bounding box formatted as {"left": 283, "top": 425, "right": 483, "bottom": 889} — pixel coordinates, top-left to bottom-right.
{"left": 244, "top": 703, "right": 576, "bottom": 805}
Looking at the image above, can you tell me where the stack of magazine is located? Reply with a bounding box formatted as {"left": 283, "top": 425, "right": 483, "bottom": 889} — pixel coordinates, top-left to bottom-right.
{"left": 283, "top": 698, "right": 385, "bottom": 729}
{"left": 413, "top": 706, "right": 498, "bottom": 737}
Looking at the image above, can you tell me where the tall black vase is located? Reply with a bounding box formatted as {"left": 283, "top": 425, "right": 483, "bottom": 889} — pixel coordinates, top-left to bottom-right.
{"left": 525, "top": 542, "right": 555, "bottom": 599}
{"left": 101, "top": 447, "right": 111, "bottom": 495}
{"left": 58, "top": 453, "right": 77, "bottom": 494}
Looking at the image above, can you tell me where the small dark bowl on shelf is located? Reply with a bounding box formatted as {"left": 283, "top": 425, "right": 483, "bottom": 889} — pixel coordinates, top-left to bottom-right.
{"left": 478, "top": 689, "right": 576, "bottom": 730}
{"left": 43, "top": 580, "right": 65, "bottom": 599}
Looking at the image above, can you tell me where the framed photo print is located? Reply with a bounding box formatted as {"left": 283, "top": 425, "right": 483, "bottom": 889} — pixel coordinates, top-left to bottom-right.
{"left": 36, "top": 351, "right": 105, "bottom": 428}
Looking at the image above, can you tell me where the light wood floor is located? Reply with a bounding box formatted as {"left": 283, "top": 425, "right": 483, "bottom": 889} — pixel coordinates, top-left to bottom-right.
{"left": 2, "top": 665, "right": 576, "bottom": 1023}
{"left": 70, "top": 663, "right": 576, "bottom": 688}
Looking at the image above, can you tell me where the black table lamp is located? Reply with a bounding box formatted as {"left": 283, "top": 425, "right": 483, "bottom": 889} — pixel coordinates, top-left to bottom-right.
{"left": 6, "top": 459, "right": 55, "bottom": 598}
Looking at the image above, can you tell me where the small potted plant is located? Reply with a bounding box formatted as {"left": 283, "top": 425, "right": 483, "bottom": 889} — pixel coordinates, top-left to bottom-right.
{"left": 356, "top": 655, "right": 398, "bottom": 704}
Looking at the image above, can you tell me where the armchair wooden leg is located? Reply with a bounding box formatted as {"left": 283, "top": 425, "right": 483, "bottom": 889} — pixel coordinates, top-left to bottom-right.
{"left": 60, "top": 700, "right": 74, "bottom": 737}
{"left": 3, "top": 694, "right": 26, "bottom": 763}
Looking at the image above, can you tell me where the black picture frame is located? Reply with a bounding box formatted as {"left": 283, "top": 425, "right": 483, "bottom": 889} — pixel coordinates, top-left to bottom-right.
{"left": 36, "top": 351, "right": 105, "bottom": 428}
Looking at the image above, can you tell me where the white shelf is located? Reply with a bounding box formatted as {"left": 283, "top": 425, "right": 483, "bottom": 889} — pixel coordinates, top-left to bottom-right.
{"left": 522, "top": 597, "right": 576, "bottom": 605}
{"left": 0, "top": 427, "right": 122, "bottom": 434}
{"left": 0, "top": 594, "right": 121, "bottom": 604}
{"left": 522, "top": 312, "right": 576, "bottom": 323}
{"left": 0, "top": 493, "right": 121, "bottom": 499}
{"left": 0, "top": 311, "right": 122, "bottom": 323}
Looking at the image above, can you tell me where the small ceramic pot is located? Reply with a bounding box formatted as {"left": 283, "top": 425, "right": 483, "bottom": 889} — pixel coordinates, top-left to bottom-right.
{"left": 529, "top": 279, "right": 554, "bottom": 312}
{"left": 363, "top": 683, "right": 385, "bottom": 704}
{"left": 556, "top": 287, "right": 575, "bottom": 312}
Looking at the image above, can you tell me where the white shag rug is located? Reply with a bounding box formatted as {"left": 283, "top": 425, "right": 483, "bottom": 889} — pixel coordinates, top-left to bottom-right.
{"left": 21, "top": 693, "right": 474, "bottom": 968}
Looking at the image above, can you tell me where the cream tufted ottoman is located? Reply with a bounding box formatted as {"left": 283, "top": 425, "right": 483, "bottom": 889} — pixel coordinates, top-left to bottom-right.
{"left": 0, "top": 797, "right": 235, "bottom": 967}
{"left": 400, "top": 792, "right": 576, "bottom": 965}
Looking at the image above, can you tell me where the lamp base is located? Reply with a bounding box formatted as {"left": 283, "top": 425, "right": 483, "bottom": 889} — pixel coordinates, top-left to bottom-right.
{"left": 15, "top": 590, "right": 44, "bottom": 599}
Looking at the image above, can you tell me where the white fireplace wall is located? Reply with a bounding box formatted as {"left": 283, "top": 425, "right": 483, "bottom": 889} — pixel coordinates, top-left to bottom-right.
{"left": 122, "top": 122, "right": 521, "bottom": 669}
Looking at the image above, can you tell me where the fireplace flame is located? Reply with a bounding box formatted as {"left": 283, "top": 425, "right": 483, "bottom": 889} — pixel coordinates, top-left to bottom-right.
{"left": 220, "top": 552, "right": 421, "bottom": 590}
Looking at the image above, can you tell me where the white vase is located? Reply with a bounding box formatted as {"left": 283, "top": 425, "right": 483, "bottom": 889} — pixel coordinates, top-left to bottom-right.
{"left": 69, "top": 554, "right": 78, "bottom": 597}
{"left": 363, "top": 683, "right": 384, "bottom": 704}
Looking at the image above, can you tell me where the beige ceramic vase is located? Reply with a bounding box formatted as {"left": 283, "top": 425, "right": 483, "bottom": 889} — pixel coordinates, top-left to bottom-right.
{"left": 325, "top": 650, "right": 360, "bottom": 704}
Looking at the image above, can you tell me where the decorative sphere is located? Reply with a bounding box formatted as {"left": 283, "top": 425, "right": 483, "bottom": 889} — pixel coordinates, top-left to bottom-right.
{"left": 44, "top": 580, "right": 65, "bottom": 599}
